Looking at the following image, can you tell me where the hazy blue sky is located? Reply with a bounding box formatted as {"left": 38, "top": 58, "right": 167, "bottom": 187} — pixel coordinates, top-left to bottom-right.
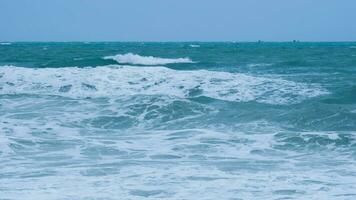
{"left": 1, "top": 0, "right": 356, "bottom": 41}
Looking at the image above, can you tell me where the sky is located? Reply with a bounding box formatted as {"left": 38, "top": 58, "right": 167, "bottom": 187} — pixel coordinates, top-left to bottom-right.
{"left": 1, "top": 0, "right": 356, "bottom": 42}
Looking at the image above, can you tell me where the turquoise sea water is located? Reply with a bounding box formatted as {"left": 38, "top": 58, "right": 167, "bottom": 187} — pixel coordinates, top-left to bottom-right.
{"left": 0, "top": 42, "right": 356, "bottom": 199}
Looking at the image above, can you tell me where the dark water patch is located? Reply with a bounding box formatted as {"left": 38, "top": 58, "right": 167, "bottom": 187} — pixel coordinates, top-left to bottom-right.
{"left": 250, "top": 149, "right": 287, "bottom": 157}
{"left": 279, "top": 60, "right": 309, "bottom": 67}
{"left": 200, "top": 138, "right": 230, "bottom": 145}
{"left": 197, "top": 101, "right": 282, "bottom": 127}
{"left": 274, "top": 132, "right": 355, "bottom": 152}
{"left": 19, "top": 170, "right": 58, "bottom": 179}
{"left": 334, "top": 193, "right": 356, "bottom": 197}
{"left": 81, "top": 83, "right": 97, "bottom": 91}
{"left": 130, "top": 189, "right": 168, "bottom": 197}
{"left": 172, "top": 144, "right": 215, "bottom": 154}
{"left": 59, "top": 84, "right": 72, "bottom": 93}
{"left": 187, "top": 176, "right": 228, "bottom": 181}
{"left": 214, "top": 160, "right": 285, "bottom": 172}
{"left": 5, "top": 82, "right": 15, "bottom": 86}
{"left": 322, "top": 86, "right": 356, "bottom": 105}
{"left": 83, "top": 116, "right": 136, "bottom": 129}
{"left": 149, "top": 154, "right": 182, "bottom": 160}
{"left": 273, "top": 189, "right": 305, "bottom": 195}
{"left": 11, "top": 138, "right": 37, "bottom": 147}
{"left": 189, "top": 96, "right": 217, "bottom": 104}
{"left": 166, "top": 130, "right": 202, "bottom": 140}
{"left": 7, "top": 113, "right": 41, "bottom": 120}
{"left": 36, "top": 139, "right": 80, "bottom": 152}
{"left": 187, "top": 86, "right": 203, "bottom": 97}
{"left": 80, "top": 167, "right": 120, "bottom": 177}
{"left": 81, "top": 146, "right": 128, "bottom": 159}
{"left": 275, "top": 102, "right": 356, "bottom": 131}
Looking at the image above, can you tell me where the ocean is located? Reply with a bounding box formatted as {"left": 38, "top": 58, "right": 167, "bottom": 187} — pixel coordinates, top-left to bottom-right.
{"left": 0, "top": 42, "right": 356, "bottom": 199}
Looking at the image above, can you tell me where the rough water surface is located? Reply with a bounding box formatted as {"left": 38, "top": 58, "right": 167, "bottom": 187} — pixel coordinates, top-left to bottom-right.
{"left": 0, "top": 42, "right": 356, "bottom": 200}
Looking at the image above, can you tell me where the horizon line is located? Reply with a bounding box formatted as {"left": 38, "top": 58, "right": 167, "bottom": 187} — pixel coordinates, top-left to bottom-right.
{"left": 1, "top": 40, "right": 356, "bottom": 43}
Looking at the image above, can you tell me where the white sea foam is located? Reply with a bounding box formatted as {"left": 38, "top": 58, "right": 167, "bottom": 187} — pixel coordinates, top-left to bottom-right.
{"left": 0, "top": 42, "right": 11, "bottom": 45}
{"left": 103, "top": 53, "right": 194, "bottom": 65}
{"left": 0, "top": 65, "right": 328, "bottom": 104}
{"left": 247, "top": 63, "right": 273, "bottom": 67}
{"left": 189, "top": 44, "right": 200, "bottom": 48}
{"left": 1, "top": 122, "right": 355, "bottom": 199}
{"left": 1, "top": 91, "right": 354, "bottom": 199}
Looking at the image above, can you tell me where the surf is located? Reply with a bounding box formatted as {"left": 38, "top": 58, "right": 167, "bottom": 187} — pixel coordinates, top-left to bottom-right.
{"left": 0, "top": 65, "right": 328, "bottom": 104}
{"left": 103, "top": 53, "right": 195, "bottom": 65}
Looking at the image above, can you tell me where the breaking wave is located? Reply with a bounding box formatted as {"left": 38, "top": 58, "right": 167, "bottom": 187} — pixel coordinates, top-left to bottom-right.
{"left": 189, "top": 44, "right": 200, "bottom": 48}
{"left": 0, "top": 65, "right": 328, "bottom": 104}
{"left": 103, "top": 53, "right": 194, "bottom": 65}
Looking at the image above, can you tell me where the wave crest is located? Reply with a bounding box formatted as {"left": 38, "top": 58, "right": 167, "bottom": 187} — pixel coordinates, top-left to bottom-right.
{"left": 0, "top": 65, "right": 328, "bottom": 104}
{"left": 103, "top": 53, "right": 194, "bottom": 65}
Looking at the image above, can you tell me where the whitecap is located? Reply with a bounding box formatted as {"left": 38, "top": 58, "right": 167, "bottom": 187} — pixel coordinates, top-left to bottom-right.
{"left": 189, "top": 44, "right": 200, "bottom": 48}
{"left": 247, "top": 63, "right": 273, "bottom": 67}
{"left": 0, "top": 42, "right": 11, "bottom": 45}
{"left": 103, "top": 53, "right": 195, "bottom": 65}
{"left": 0, "top": 65, "right": 328, "bottom": 104}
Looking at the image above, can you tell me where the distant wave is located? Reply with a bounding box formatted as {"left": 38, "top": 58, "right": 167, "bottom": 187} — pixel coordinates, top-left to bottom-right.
{"left": 103, "top": 53, "right": 195, "bottom": 65}
{"left": 189, "top": 44, "right": 200, "bottom": 48}
{"left": 0, "top": 42, "right": 11, "bottom": 45}
{"left": 0, "top": 65, "right": 328, "bottom": 104}
{"left": 247, "top": 63, "right": 273, "bottom": 67}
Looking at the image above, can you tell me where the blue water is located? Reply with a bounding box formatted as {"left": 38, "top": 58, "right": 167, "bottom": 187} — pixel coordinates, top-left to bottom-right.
{"left": 1, "top": 42, "right": 356, "bottom": 199}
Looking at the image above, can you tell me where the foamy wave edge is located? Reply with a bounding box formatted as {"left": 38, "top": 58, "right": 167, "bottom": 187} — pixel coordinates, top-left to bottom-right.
{"left": 0, "top": 65, "right": 329, "bottom": 104}
{"left": 103, "top": 53, "right": 195, "bottom": 65}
